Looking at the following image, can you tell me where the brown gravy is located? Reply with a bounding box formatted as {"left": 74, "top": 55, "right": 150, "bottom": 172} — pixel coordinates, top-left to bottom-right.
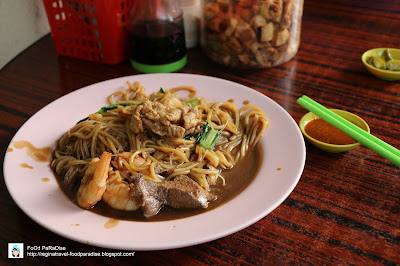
{"left": 12, "top": 140, "right": 52, "bottom": 162}
{"left": 56, "top": 144, "right": 263, "bottom": 222}
{"left": 104, "top": 218, "right": 119, "bottom": 229}
{"left": 20, "top": 163, "right": 34, "bottom": 169}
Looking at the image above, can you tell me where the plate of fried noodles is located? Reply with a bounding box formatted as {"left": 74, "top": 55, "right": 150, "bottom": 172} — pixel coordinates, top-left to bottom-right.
{"left": 4, "top": 73, "right": 305, "bottom": 250}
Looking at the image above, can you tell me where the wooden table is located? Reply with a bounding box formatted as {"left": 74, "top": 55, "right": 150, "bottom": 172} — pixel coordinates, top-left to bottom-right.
{"left": 1, "top": 0, "right": 399, "bottom": 264}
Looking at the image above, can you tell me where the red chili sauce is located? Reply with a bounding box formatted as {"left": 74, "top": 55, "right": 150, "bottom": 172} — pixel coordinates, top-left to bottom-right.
{"left": 305, "top": 118, "right": 357, "bottom": 145}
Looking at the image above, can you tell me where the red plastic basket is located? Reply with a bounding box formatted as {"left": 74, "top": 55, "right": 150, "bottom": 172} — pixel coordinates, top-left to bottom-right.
{"left": 43, "top": 0, "right": 133, "bottom": 64}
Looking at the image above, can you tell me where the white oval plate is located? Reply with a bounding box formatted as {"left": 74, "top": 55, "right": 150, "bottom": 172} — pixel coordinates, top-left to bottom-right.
{"left": 4, "top": 73, "right": 305, "bottom": 251}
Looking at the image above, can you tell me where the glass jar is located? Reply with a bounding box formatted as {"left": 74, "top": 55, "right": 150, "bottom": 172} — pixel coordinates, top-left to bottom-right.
{"left": 178, "top": 0, "right": 202, "bottom": 48}
{"left": 127, "top": 0, "right": 187, "bottom": 73}
{"left": 202, "top": 0, "right": 303, "bottom": 69}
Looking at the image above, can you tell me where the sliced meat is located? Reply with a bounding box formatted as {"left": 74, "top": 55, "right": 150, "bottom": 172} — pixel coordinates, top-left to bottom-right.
{"left": 129, "top": 95, "right": 203, "bottom": 138}
{"left": 183, "top": 111, "right": 199, "bottom": 129}
{"left": 165, "top": 108, "right": 183, "bottom": 122}
{"left": 130, "top": 105, "right": 144, "bottom": 134}
{"left": 158, "top": 93, "right": 183, "bottom": 109}
{"left": 132, "top": 175, "right": 217, "bottom": 218}
{"left": 142, "top": 118, "right": 185, "bottom": 138}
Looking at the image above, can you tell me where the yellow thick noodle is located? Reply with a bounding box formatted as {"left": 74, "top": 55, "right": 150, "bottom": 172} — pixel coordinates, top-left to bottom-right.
{"left": 51, "top": 81, "right": 269, "bottom": 192}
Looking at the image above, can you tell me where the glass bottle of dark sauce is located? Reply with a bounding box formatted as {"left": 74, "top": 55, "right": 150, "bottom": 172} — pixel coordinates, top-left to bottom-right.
{"left": 127, "top": 0, "right": 187, "bottom": 73}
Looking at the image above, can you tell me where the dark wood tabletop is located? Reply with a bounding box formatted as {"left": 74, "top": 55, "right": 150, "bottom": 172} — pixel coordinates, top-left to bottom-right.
{"left": 1, "top": 0, "right": 399, "bottom": 264}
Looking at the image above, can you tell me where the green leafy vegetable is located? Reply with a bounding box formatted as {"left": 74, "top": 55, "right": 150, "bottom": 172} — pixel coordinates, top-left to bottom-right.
{"left": 196, "top": 123, "right": 222, "bottom": 150}
{"left": 184, "top": 97, "right": 200, "bottom": 107}
{"left": 76, "top": 117, "right": 89, "bottom": 124}
{"left": 76, "top": 103, "right": 133, "bottom": 124}
{"left": 97, "top": 103, "right": 133, "bottom": 114}
{"left": 158, "top": 87, "right": 165, "bottom": 93}
{"left": 183, "top": 123, "right": 221, "bottom": 149}
{"left": 183, "top": 133, "right": 195, "bottom": 140}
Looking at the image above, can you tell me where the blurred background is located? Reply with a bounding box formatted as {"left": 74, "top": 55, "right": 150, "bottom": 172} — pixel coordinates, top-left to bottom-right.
{"left": 0, "top": 0, "right": 50, "bottom": 69}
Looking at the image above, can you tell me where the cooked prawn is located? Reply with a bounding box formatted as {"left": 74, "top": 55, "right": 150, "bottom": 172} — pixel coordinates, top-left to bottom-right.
{"left": 113, "top": 151, "right": 153, "bottom": 176}
{"left": 113, "top": 151, "right": 167, "bottom": 182}
{"left": 114, "top": 152, "right": 148, "bottom": 170}
{"left": 102, "top": 170, "right": 141, "bottom": 211}
{"left": 76, "top": 151, "right": 111, "bottom": 208}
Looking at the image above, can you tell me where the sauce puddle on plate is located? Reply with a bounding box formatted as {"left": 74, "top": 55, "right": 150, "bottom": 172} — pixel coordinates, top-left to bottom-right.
{"left": 20, "top": 163, "right": 34, "bottom": 169}
{"left": 13, "top": 140, "right": 52, "bottom": 162}
{"left": 104, "top": 218, "right": 119, "bottom": 229}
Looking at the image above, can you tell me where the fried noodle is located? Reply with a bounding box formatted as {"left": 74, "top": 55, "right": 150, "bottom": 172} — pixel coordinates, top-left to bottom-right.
{"left": 51, "top": 81, "right": 269, "bottom": 194}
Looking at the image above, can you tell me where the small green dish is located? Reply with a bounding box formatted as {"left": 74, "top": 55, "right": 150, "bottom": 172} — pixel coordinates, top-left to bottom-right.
{"left": 299, "top": 109, "right": 370, "bottom": 153}
{"left": 361, "top": 48, "right": 400, "bottom": 81}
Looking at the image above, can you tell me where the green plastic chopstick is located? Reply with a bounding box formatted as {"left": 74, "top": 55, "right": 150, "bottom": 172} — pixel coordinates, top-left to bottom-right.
{"left": 297, "top": 95, "right": 400, "bottom": 167}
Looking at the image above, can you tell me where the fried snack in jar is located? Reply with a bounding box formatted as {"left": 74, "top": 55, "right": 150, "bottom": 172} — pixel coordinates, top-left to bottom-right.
{"left": 202, "top": 0, "right": 303, "bottom": 68}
